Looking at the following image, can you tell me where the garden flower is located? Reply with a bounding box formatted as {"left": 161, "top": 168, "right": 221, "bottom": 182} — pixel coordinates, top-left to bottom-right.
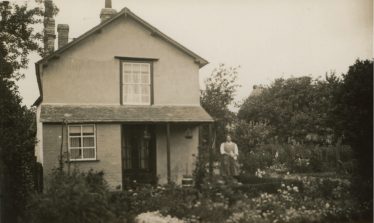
{"left": 293, "top": 186, "right": 299, "bottom": 192}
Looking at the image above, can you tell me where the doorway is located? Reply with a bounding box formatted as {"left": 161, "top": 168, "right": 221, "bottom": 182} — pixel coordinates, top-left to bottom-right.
{"left": 122, "top": 124, "right": 156, "bottom": 185}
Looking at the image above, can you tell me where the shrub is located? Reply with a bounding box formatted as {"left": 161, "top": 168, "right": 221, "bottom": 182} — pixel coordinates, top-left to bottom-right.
{"left": 26, "top": 169, "right": 115, "bottom": 223}
{"left": 239, "top": 144, "right": 277, "bottom": 174}
{"left": 236, "top": 174, "right": 303, "bottom": 196}
{"left": 238, "top": 142, "right": 353, "bottom": 174}
{"left": 109, "top": 181, "right": 234, "bottom": 223}
{"left": 227, "top": 176, "right": 371, "bottom": 223}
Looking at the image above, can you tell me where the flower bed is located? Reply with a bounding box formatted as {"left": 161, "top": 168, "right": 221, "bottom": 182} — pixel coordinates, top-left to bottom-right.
{"left": 27, "top": 169, "right": 372, "bottom": 223}
{"left": 227, "top": 177, "right": 371, "bottom": 223}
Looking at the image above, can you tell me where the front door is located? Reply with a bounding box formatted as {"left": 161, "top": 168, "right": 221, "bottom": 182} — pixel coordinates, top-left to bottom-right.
{"left": 122, "top": 125, "right": 156, "bottom": 185}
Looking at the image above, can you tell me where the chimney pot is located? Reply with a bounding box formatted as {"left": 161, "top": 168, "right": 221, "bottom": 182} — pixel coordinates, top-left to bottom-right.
{"left": 100, "top": 0, "right": 116, "bottom": 22}
{"left": 105, "top": 0, "right": 112, "bottom": 8}
{"left": 57, "top": 24, "right": 69, "bottom": 49}
{"left": 44, "top": 17, "right": 55, "bottom": 55}
{"left": 44, "top": 0, "right": 55, "bottom": 56}
{"left": 44, "top": 0, "right": 54, "bottom": 17}
{"left": 100, "top": 8, "right": 117, "bottom": 22}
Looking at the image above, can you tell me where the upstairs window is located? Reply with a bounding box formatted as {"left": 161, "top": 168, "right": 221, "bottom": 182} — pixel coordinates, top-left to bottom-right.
{"left": 122, "top": 62, "right": 151, "bottom": 105}
{"left": 68, "top": 125, "right": 96, "bottom": 161}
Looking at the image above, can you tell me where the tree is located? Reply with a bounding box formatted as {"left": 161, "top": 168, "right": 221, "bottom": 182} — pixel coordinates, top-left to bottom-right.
{"left": 200, "top": 64, "right": 240, "bottom": 149}
{"left": 194, "top": 64, "right": 239, "bottom": 184}
{"left": 238, "top": 75, "right": 340, "bottom": 144}
{"left": 0, "top": 79, "right": 36, "bottom": 223}
{"left": 332, "top": 59, "right": 373, "bottom": 178}
{"left": 0, "top": 1, "right": 48, "bottom": 222}
{"left": 0, "top": 1, "right": 43, "bottom": 80}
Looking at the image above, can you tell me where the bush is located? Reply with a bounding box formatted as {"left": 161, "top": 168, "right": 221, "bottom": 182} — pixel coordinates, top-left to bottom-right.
{"left": 236, "top": 174, "right": 303, "bottom": 196}
{"left": 26, "top": 169, "right": 115, "bottom": 223}
{"left": 239, "top": 144, "right": 277, "bottom": 174}
{"left": 110, "top": 181, "right": 232, "bottom": 223}
{"left": 238, "top": 143, "right": 353, "bottom": 174}
{"left": 227, "top": 176, "right": 371, "bottom": 223}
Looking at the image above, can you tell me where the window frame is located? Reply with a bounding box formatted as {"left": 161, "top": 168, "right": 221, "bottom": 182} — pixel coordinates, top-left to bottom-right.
{"left": 68, "top": 124, "right": 97, "bottom": 161}
{"left": 119, "top": 59, "right": 154, "bottom": 105}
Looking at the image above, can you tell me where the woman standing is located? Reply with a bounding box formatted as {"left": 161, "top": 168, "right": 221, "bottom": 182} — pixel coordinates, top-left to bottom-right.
{"left": 220, "top": 135, "right": 240, "bottom": 177}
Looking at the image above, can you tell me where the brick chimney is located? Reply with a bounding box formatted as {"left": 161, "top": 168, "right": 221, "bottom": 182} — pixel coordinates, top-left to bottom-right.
{"left": 43, "top": 0, "right": 55, "bottom": 55}
{"left": 100, "top": 0, "right": 117, "bottom": 22}
{"left": 57, "top": 24, "right": 69, "bottom": 49}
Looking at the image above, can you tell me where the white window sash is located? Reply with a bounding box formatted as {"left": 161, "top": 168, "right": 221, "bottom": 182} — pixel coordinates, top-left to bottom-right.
{"left": 122, "top": 62, "right": 151, "bottom": 105}
{"left": 68, "top": 124, "right": 97, "bottom": 161}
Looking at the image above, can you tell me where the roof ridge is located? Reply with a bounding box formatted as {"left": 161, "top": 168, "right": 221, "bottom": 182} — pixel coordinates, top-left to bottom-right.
{"left": 37, "top": 7, "right": 208, "bottom": 67}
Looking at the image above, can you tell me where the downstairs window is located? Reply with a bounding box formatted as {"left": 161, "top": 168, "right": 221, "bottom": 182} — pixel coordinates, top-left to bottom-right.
{"left": 68, "top": 124, "right": 96, "bottom": 161}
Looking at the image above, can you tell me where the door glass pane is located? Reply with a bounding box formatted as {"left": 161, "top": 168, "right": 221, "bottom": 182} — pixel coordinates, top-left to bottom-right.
{"left": 124, "top": 141, "right": 132, "bottom": 169}
{"left": 139, "top": 139, "right": 149, "bottom": 170}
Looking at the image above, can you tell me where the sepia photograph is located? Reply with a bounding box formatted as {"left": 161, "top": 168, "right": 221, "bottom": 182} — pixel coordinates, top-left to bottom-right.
{"left": 0, "top": 0, "right": 372, "bottom": 222}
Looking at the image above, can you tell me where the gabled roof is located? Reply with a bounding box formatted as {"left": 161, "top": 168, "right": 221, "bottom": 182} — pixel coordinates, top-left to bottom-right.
{"left": 40, "top": 104, "right": 214, "bottom": 123}
{"left": 33, "top": 7, "right": 208, "bottom": 107}
{"left": 36, "top": 7, "right": 208, "bottom": 67}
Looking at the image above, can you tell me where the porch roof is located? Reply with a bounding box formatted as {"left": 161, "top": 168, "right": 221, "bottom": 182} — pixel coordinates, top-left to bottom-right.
{"left": 40, "top": 104, "right": 214, "bottom": 123}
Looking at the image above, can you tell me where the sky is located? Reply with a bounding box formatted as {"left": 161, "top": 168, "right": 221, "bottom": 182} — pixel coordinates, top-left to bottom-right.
{"left": 15, "top": 0, "right": 373, "bottom": 108}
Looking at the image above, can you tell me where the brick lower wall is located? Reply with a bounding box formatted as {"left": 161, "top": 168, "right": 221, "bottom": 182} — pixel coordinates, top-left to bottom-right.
{"left": 42, "top": 123, "right": 199, "bottom": 188}
{"left": 42, "top": 123, "right": 122, "bottom": 190}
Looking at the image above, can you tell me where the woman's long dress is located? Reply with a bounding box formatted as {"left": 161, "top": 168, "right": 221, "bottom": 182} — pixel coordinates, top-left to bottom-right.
{"left": 221, "top": 143, "right": 240, "bottom": 177}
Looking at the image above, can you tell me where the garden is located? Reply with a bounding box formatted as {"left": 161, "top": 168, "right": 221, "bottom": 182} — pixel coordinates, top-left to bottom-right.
{"left": 25, "top": 148, "right": 371, "bottom": 223}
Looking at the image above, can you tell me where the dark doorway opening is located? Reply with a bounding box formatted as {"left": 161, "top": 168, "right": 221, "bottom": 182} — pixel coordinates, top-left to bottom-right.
{"left": 122, "top": 124, "right": 157, "bottom": 186}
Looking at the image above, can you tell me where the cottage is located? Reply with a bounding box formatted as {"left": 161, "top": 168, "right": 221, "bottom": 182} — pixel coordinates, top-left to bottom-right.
{"left": 34, "top": 0, "right": 213, "bottom": 190}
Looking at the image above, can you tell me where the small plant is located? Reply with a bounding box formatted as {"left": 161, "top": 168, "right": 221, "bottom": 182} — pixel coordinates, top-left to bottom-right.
{"left": 255, "top": 169, "right": 266, "bottom": 178}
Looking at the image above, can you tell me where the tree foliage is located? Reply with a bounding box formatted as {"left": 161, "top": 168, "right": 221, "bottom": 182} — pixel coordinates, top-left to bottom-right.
{"left": 332, "top": 59, "right": 373, "bottom": 178}
{"left": 0, "top": 1, "right": 44, "bottom": 80}
{"left": 200, "top": 64, "right": 240, "bottom": 146}
{"left": 201, "top": 64, "right": 240, "bottom": 121}
{"left": 238, "top": 75, "right": 341, "bottom": 144}
{"left": 0, "top": 1, "right": 49, "bottom": 222}
{"left": 195, "top": 64, "right": 240, "bottom": 184}
{"left": 0, "top": 78, "right": 36, "bottom": 223}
